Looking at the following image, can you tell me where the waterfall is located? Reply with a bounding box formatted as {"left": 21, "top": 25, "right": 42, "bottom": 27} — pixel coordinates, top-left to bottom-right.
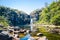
{"left": 30, "top": 19, "right": 33, "bottom": 31}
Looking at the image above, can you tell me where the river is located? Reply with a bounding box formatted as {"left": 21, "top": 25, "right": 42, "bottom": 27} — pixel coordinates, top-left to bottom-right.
{"left": 20, "top": 34, "right": 31, "bottom": 40}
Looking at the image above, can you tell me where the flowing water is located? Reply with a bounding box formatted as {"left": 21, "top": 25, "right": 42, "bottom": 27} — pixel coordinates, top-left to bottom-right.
{"left": 30, "top": 19, "right": 33, "bottom": 31}
{"left": 20, "top": 19, "right": 33, "bottom": 40}
{"left": 20, "top": 34, "right": 31, "bottom": 40}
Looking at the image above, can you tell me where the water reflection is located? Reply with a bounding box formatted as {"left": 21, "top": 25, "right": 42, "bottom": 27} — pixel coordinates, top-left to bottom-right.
{"left": 20, "top": 34, "right": 31, "bottom": 40}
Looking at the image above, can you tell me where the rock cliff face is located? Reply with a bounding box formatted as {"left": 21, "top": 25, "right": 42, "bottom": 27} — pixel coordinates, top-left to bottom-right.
{"left": 30, "top": 9, "right": 42, "bottom": 21}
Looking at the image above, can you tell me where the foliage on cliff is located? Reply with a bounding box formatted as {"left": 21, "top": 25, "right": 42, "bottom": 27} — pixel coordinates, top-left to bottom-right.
{"left": 37, "top": 1, "right": 60, "bottom": 25}
{"left": 0, "top": 6, "right": 30, "bottom": 27}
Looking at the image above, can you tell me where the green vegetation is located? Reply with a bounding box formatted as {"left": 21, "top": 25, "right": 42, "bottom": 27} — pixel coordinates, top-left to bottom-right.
{"left": 31, "top": 1, "right": 60, "bottom": 26}
{"left": 30, "top": 26, "right": 60, "bottom": 40}
{"left": 31, "top": 2, "right": 60, "bottom": 40}
{"left": 43, "top": 32, "right": 60, "bottom": 40}
{"left": 37, "top": 27, "right": 48, "bottom": 32}
{"left": 39, "top": 1, "right": 60, "bottom": 25}
{"left": 0, "top": 16, "right": 9, "bottom": 27}
{"left": 0, "top": 0, "right": 60, "bottom": 40}
{"left": 0, "top": 6, "right": 30, "bottom": 27}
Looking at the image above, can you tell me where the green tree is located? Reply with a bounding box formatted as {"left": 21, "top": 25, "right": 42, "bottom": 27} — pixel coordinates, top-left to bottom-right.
{"left": 37, "top": 0, "right": 60, "bottom": 25}
{"left": 0, "top": 16, "right": 9, "bottom": 27}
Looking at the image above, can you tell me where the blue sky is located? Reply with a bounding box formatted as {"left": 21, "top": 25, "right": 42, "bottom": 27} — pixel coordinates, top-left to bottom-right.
{"left": 0, "top": 0, "right": 55, "bottom": 14}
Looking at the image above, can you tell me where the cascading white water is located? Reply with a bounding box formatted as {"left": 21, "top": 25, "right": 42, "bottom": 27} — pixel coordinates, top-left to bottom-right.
{"left": 30, "top": 19, "right": 33, "bottom": 31}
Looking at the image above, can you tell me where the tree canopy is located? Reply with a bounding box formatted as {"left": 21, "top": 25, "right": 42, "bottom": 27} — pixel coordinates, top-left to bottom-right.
{"left": 0, "top": 6, "right": 30, "bottom": 27}
{"left": 34, "top": 1, "right": 60, "bottom": 25}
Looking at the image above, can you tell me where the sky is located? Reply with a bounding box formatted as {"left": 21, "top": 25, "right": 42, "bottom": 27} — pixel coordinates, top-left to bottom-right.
{"left": 0, "top": 0, "right": 55, "bottom": 14}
